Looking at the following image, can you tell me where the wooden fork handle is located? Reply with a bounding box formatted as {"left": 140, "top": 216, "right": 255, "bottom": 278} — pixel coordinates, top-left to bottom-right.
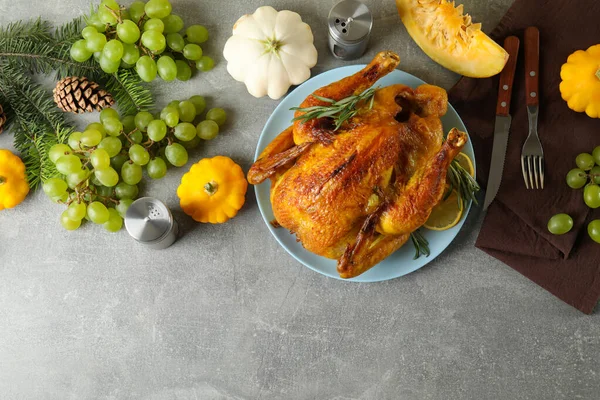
{"left": 496, "top": 36, "right": 520, "bottom": 117}
{"left": 524, "top": 27, "right": 540, "bottom": 106}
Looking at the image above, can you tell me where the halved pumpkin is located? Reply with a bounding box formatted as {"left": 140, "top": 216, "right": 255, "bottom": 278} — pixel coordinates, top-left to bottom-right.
{"left": 396, "top": 0, "right": 508, "bottom": 78}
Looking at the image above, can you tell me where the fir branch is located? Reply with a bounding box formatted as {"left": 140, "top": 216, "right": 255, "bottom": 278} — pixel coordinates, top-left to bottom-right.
{"left": 104, "top": 69, "right": 153, "bottom": 115}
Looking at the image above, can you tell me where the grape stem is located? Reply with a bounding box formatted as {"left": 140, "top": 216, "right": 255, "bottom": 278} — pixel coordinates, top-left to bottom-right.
{"left": 105, "top": 4, "right": 123, "bottom": 25}
{"left": 136, "top": 12, "right": 147, "bottom": 29}
{"left": 122, "top": 129, "right": 137, "bottom": 145}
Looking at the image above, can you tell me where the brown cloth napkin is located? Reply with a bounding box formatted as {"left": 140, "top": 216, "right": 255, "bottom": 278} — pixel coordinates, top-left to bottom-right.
{"left": 448, "top": 0, "right": 600, "bottom": 314}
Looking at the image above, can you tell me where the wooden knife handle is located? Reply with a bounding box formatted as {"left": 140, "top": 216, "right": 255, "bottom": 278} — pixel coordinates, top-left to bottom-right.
{"left": 496, "top": 36, "right": 520, "bottom": 116}
{"left": 524, "top": 26, "right": 540, "bottom": 106}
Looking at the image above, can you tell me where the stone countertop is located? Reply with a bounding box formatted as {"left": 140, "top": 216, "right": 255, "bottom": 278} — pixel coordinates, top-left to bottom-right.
{"left": 0, "top": 0, "right": 598, "bottom": 399}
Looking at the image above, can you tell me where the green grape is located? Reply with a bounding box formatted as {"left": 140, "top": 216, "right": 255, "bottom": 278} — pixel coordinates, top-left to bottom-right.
{"left": 66, "top": 168, "right": 91, "bottom": 189}
{"left": 144, "top": 18, "right": 165, "bottom": 33}
{"left": 43, "top": 178, "right": 68, "bottom": 198}
{"left": 576, "top": 153, "right": 595, "bottom": 171}
{"left": 99, "top": 55, "right": 120, "bottom": 73}
{"left": 165, "top": 143, "right": 188, "bottom": 167}
{"left": 141, "top": 30, "right": 166, "bottom": 52}
{"left": 117, "top": 20, "right": 141, "bottom": 44}
{"left": 196, "top": 56, "right": 214, "bottom": 72}
{"left": 168, "top": 100, "right": 180, "bottom": 108}
{"left": 104, "top": 208, "right": 124, "bottom": 232}
{"left": 588, "top": 220, "right": 600, "bottom": 244}
{"left": 185, "top": 25, "right": 209, "bottom": 44}
{"left": 121, "top": 161, "right": 143, "bottom": 185}
{"left": 128, "top": 1, "right": 146, "bottom": 23}
{"left": 98, "top": 136, "right": 122, "bottom": 157}
{"left": 121, "top": 9, "right": 131, "bottom": 20}
{"left": 584, "top": 184, "right": 600, "bottom": 208}
{"left": 96, "top": 184, "right": 114, "bottom": 198}
{"left": 67, "top": 202, "right": 87, "bottom": 221}
{"left": 156, "top": 56, "right": 177, "bottom": 81}
{"left": 145, "top": 0, "right": 172, "bottom": 19}
{"left": 136, "top": 55, "right": 158, "bottom": 82}
{"left": 82, "top": 26, "right": 98, "bottom": 39}
{"left": 166, "top": 33, "right": 185, "bottom": 51}
{"left": 188, "top": 95, "right": 206, "bottom": 114}
{"left": 103, "top": 39, "right": 124, "bottom": 62}
{"left": 86, "top": 122, "right": 106, "bottom": 136}
{"left": 147, "top": 119, "right": 167, "bottom": 141}
{"left": 95, "top": 167, "right": 120, "bottom": 187}
{"left": 86, "top": 32, "right": 107, "bottom": 52}
{"left": 81, "top": 129, "right": 103, "bottom": 147}
{"left": 98, "top": 0, "right": 120, "bottom": 25}
{"left": 91, "top": 148, "right": 111, "bottom": 169}
{"left": 147, "top": 157, "right": 167, "bottom": 179}
{"left": 103, "top": 117, "right": 123, "bottom": 137}
{"left": 122, "top": 115, "right": 136, "bottom": 133}
{"left": 68, "top": 131, "right": 83, "bottom": 150}
{"left": 110, "top": 153, "right": 129, "bottom": 171}
{"left": 116, "top": 198, "right": 134, "bottom": 217}
{"left": 130, "top": 130, "right": 143, "bottom": 143}
{"left": 100, "top": 107, "right": 119, "bottom": 122}
{"left": 56, "top": 155, "right": 83, "bottom": 175}
{"left": 134, "top": 111, "right": 154, "bottom": 131}
{"left": 86, "top": 13, "right": 106, "bottom": 33}
{"left": 49, "top": 144, "right": 72, "bottom": 164}
{"left": 61, "top": 210, "right": 82, "bottom": 231}
{"left": 89, "top": 174, "right": 102, "bottom": 187}
{"left": 52, "top": 193, "right": 69, "bottom": 203}
{"left": 87, "top": 201, "right": 110, "bottom": 224}
{"left": 129, "top": 144, "right": 150, "bottom": 166}
{"left": 178, "top": 101, "right": 196, "bottom": 122}
{"left": 566, "top": 168, "right": 588, "bottom": 189}
{"left": 547, "top": 213, "right": 573, "bottom": 235}
{"left": 162, "top": 15, "right": 183, "bottom": 34}
{"left": 196, "top": 120, "right": 219, "bottom": 140}
{"left": 183, "top": 44, "right": 202, "bottom": 61}
{"left": 121, "top": 60, "right": 135, "bottom": 69}
{"left": 93, "top": 51, "right": 103, "bottom": 62}
{"left": 180, "top": 135, "right": 201, "bottom": 150}
{"left": 160, "top": 106, "right": 179, "bottom": 127}
{"left": 175, "top": 60, "right": 192, "bottom": 81}
{"left": 593, "top": 146, "right": 600, "bottom": 166}
{"left": 206, "top": 108, "right": 227, "bottom": 126}
{"left": 70, "top": 39, "right": 92, "bottom": 62}
{"left": 122, "top": 43, "right": 140, "bottom": 65}
{"left": 591, "top": 166, "right": 600, "bottom": 185}
{"left": 174, "top": 122, "right": 197, "bottom": 141}
{"left": 115, "top": 182, "right": 139, "bottom": 199}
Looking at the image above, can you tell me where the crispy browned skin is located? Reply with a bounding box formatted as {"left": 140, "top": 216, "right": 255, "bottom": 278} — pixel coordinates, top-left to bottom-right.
{"left": 247, "top": 51, "right": 467, "bottom": 278}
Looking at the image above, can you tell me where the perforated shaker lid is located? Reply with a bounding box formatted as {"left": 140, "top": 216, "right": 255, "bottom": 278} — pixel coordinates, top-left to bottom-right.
{"left": 124, "top": 197, "right": 173, "bottom": 243}
{"left": 328, "top": 0, "right": 373, "bottom": 44}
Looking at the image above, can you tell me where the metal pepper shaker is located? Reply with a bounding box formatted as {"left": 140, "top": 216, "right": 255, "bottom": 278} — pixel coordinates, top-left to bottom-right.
{"left": 124, "top": 197, "right": 179, "bottom": 249}
{"left": 327, "top": 0, "right": 373, "bottom": 60}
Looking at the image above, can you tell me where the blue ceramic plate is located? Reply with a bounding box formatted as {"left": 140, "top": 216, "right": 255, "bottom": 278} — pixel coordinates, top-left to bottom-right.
{"left": 254, "top": 66, "right": 475, "bottom": 282}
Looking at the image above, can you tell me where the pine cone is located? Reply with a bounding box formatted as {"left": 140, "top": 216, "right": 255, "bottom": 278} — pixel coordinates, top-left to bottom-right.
{"left": 0, "top": 103, "right": 5, "bottom": 134}
{"left": 53, "top": 76, "right": 114, "bottom": 114}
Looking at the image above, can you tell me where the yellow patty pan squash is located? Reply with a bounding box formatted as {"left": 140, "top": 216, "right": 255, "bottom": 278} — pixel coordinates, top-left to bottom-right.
{"left": 396, "top": 0, "right": 508, "bottom": 78}
{"left": 0, "top": 149, "right": 29, "bottom": 210}
{"left": 560, "top": 44, "right": 600, "bottom": 118}
{"left": 177, "top": 156, "right": 248, "bottom": 224}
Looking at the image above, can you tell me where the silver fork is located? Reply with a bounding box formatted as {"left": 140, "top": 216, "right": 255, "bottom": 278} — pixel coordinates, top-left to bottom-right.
{"left": 520, "top": 27, "right": 543, "bottom": 189}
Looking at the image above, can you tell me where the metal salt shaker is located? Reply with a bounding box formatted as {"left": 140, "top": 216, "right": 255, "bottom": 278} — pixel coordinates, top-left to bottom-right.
{"left": 124, "top": 197, "right": 179, "bottom": 249}
{"left": 327, "top": 0, "right": 373, "bottom": 60}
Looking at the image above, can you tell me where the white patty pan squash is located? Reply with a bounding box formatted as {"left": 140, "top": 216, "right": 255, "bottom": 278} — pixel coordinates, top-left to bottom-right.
{"left": 223, "top": 6, "right": 318, "bottom": 100}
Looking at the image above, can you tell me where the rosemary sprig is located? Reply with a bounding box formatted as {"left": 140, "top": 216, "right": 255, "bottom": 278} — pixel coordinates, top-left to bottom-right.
{"left": 410, "top": 229, "right": 430, "bottom": 260}
{"left": 290, "top": 87, "right": 378, "bottom": 131}
{"left": 447, "top": 160, "right": 480, "bottom": 206}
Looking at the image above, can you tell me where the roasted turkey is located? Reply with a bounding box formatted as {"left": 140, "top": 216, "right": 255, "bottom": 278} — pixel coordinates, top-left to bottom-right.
{"left": 248, "top": 51, "right": 467, "bottom": 278}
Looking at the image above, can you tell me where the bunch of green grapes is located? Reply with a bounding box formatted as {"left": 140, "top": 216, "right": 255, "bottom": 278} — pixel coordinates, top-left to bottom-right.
{"left": 70, "top": 0, "right": 214, "bottom": 82}
{"left": 548, "top": 146, "right": 600, "bottom": 243}
{"left": 42, "top": 95, "right": 227, "bottom": 231}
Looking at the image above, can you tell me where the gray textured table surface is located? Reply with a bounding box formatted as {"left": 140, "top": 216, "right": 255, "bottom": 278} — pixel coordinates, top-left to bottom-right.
{"left": 1, "top": 0, "right": 599, "bottom": 399}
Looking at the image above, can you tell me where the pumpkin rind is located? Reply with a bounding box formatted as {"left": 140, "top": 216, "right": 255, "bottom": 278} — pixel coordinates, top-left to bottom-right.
{"left": 0, "top": 149, "right": 30, "bottom": 210}
{"left": 560, "top": 44, "right": 600, "bottom": 118}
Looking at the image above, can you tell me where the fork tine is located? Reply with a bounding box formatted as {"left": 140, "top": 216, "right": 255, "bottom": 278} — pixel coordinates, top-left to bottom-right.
{"left": 527, "top": 156, "right": 535, "bottom": 189}
{"left": 539, "top": 156, "right": 544, "bottom": 189}
{"left": 533, "top": 156, "right": 540, "bottom": 189}
{"left": 521, "top": 156, "right": 530, "bottom": 189}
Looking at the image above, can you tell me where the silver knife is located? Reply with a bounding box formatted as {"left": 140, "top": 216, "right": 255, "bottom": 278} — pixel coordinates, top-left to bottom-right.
{"left": 483, "top": 36, "right": 521, "bottom": 209}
